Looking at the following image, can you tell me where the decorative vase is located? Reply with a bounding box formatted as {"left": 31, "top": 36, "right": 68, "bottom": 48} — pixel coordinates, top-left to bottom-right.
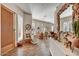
{"left": 72, "top": 37, "right": 79, "bottom": 48}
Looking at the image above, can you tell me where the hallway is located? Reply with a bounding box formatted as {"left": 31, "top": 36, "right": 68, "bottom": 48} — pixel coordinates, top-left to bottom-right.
{"left": 1, "top": 3, "right": 79, "bottom": 56}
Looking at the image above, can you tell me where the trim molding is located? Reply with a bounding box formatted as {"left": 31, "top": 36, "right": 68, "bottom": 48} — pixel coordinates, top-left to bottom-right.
{"left": 24, "top": 12, "right": 32, "bottom": 15}
{"left": 0, "top": 4, "right": 1, "bottom": 55}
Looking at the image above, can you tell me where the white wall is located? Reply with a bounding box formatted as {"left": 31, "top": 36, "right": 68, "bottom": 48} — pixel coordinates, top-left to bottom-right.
{"left": 32, "top": 19, "right": 53, "bottom": 34}
{"left": 23, "top": 13, "right": 32, "bottom": 39}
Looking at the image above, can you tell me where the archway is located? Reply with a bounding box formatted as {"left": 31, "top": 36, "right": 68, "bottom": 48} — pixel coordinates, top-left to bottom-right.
{"left": 56, "top": 4, "right": 70, "bottom": 41}
{"left": 56, "top": 3, "right": 79, "bottom": 41}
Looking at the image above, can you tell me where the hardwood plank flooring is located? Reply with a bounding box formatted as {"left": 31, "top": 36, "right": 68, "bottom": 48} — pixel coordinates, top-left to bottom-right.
{"left": 3, "top": 43, "right": 51, "bottom": 56}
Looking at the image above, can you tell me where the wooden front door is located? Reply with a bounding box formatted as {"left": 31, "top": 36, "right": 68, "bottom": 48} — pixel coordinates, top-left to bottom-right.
{"left": 1, "top": 5, "right": 15, "bottom": 55}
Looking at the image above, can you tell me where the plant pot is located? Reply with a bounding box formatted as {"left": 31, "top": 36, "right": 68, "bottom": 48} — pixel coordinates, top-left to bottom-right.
{"left": 72, "top": 37, "right": 79, "bottom": 48}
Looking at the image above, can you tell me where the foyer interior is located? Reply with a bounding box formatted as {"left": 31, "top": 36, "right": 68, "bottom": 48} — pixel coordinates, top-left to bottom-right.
{"left": 0, "top": 3, "right": 79, "bottom": 56}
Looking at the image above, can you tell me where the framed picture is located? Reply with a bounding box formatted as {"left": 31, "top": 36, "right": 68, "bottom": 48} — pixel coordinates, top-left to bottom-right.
{"left": 25, "top": 24, "right": 31, "bottom": 30}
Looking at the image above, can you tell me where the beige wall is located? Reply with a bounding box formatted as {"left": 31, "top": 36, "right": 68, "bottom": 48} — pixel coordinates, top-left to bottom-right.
{"left": 23, "top": 13, "right": 32, "bottom": 39}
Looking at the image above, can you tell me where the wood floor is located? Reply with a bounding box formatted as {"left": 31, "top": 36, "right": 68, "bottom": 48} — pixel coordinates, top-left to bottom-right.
{"left": 2, "top": 38, "right": 77, "bottom": 56}
{"left": 3, "top": 43, "right": 51, "bottom": 56}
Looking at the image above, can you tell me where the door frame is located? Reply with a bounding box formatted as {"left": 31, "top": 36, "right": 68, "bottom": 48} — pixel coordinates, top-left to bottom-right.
{"left": 1, "top": 4, "right": 16, "bottom": 55}
{"left": 0, "top": 4, "right": 1, "bottom": 55}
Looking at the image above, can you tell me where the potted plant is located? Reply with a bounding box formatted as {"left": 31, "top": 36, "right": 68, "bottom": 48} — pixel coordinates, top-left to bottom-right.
{"left": 45, "top": 32, "right": 48, "bottom": 37}
{"left": 72, "top": 20, "right": 79, "bottom": 48}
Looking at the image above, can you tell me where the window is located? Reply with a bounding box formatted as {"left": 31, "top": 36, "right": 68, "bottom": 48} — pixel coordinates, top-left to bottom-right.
{"left": 63, "top": 21, "right": 72, "bottom": 32}
{"left": 52, "top": 26, "right": 54, "bottom": 31}
{"left": 17, "top": 15, "right": 23, "bottom": 42}
{"left": 32, "top": 22, "right": 35, "bottom": 28}
{"left": 63, "top": 22, "right": 68, "bottom": 32}
{"left": 32, "top": 22, "right": 36, "bottom": 35}
{"left": 43, "top": 27, "right": 46, "bottom": 32}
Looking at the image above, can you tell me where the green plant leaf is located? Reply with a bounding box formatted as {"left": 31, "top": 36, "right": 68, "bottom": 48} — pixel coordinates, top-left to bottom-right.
{"left": 73, "top": 20, "right": 79, "bottom": 37}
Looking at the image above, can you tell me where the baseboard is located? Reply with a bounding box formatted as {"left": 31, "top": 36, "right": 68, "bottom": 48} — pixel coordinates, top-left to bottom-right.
{"left": 1, "top": 43, "right": 14, "bottom": 55}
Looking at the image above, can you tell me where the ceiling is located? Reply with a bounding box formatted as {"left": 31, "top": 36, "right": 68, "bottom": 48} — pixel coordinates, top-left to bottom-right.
{"left": 29, "top": 3, "right": 60, "bottom": 23}
{"left": 16, "top": 3, "right": 31, "bottom": 14}
{"left": 16, "top": 3, "right": 72, "bottom": 23}
{"left": 16, "top": 3, "right": 60, "bottom": 23}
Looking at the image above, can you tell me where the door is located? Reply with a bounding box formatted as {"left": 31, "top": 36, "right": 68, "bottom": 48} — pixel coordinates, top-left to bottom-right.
{"left": 1, "top": 5, "right": 15, "bottom": 55}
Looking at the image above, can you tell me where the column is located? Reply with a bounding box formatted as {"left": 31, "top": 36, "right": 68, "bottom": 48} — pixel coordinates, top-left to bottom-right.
{"left": 57, "top": 14, "right": 60, "bottom": 41}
